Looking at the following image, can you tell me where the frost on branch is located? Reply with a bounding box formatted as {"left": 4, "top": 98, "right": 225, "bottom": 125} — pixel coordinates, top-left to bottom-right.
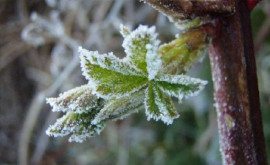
{"left": 47, "top": 25, "right": 208, "bottom": 142}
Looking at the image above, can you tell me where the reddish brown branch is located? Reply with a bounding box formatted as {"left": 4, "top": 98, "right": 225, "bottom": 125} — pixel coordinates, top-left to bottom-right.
{"left": 141, "top": 0, "right": 235, "bottom": 19}
{"left": 209, "top": 0, "right": 268, "bottom": 164}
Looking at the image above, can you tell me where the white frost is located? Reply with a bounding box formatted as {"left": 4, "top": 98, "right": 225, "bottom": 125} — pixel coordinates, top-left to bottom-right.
{"left": 92, "top": 90, "right": 145, "bottom": 124}
{"left": 156, "top": 74, "right": 208, "bottom": 99}
{"left": 79, "top": 47, "right": 142, "bottom": 76}
{"left": 122, "top": 25, "right": 161, "bottom": 73}
{"left": 46, "top": 84, "right": 102, "bottom": 114}
{"left": 144, "top": 85, "right": 179, "bottom": 125}
{"left": 146, "top": 42, "right": 162, "bottom": 80}
{"left": 46, "top": 112, "right": 105, "bottom": 143}
{"left": 120, "top": 24, "right": 131, "bottom": 37}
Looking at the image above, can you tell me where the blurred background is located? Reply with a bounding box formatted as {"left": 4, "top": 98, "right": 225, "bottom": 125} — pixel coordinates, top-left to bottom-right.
{"left": 0, "top": 0, "right": 269, "bottom": 164}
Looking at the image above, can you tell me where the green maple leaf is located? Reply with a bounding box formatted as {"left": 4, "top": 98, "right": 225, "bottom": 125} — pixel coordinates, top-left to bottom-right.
{"left": 46, "top": 25, "right": 208, "bottom": 142}
{"left": 79, "top": 25, "right": 207, "bottom": 125}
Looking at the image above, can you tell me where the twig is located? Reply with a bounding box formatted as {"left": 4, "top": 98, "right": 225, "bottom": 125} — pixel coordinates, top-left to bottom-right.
{"left": 194, "top": 109, "right": 217, "bottom": 155}
{"left": 18, "top": 54, "right": 79, "bottom": 165}
{"left": 30, "top": 111, "right": 60, "bottom": 165}
{"left": 18, "top": 28, "right": 80, "bottom": 164}
{"left": 0, "top": 41, "right": 31, "bottom": 72}
{"left": 104, "top": 0, "right": 123, "bottom": 24}
{"left": 17, "top": 0, "right": 29, "bottom": 23}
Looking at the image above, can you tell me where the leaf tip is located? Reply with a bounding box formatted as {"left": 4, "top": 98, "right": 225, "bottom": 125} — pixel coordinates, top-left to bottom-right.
{"left": 120, "top": 24, "right": 131, "bottom": 37}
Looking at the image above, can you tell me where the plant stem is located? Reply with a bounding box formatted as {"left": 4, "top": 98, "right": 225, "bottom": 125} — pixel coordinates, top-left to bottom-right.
{"left": 142, "top": 0, "right": 235, "bottom": 19}
{"left": 209, "top": 0, "right": 268, "bottom": 164}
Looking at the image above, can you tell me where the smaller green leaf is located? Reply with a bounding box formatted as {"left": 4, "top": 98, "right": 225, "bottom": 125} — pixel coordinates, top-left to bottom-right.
{"left": 145, "top": 82, "right": 160, "bottom": 120}
{"left": 122, "top": 25, "right": 160, "bottom": 73}
{"left": 46, "top": 111, "right": 105, "bottom": 143}
{"left": 145, "top": 82, "right": 179, "bottom": 125}
{"left": 79, "top": 47, "right": 143, "bottom": 76}
{"left": 80, "top": 50, "right": 148, "bottom": 98}
{"left": 46, "top": 85, "right": 104, "bottom": 114}
{"left": 158, "top": 28, "right": 208, "bottom": 75}
{"left": 155, "top": 86, "right": 179, "bottom": 124}
{"left": 92, "top": 90, "right": 145, "bottom": 124}
{"left": 156, "top": 74, "right": 207, "bottom": 100}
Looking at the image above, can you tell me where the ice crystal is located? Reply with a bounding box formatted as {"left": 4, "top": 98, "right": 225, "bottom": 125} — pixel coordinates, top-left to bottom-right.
{"left": 47, "top": 25, "right": 208, "bottom": 142}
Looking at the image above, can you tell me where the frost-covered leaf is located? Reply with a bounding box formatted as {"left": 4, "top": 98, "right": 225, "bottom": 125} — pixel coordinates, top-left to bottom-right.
{"left": 46, "top": 85, "right": 104, "bottom": 114}
{"left": 78, "top": 25, "right": 207, "bottom": 125}
{"left": 154, "top": 85, "right": 179, "bottom": 124}
{"left": 158, "top": 28, "right": 208, "bottom": 75}
{"left": 79, "top": 47, "right": 143, "bottom": 76}
{"left": 47, "top": 24, "right": 209, "bottom": 143}
{"left": 145, "top": 82, "right": 160, "bottom": 120}
{"left": 111, "top": 104, "right": 144, "bottom": 121}
{"left": 46, "top": 111, "right": 105, "bottom": 143}
{"left": 80, "top": 49, "right": 148, "bottom": 98}
{"left": 122, "top": 25, "right": 160, "bottom": 73}
{"left": 156, "top": 74, "right": 208, "bottom": 100}
{"left": 92, "top": 90, "right": 145, "bottom": 125}
{"left": 145, "top": 82, "right": 179, "bottom": 125}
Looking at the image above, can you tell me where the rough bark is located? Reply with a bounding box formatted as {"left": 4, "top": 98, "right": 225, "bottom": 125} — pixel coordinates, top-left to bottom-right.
{"left": 209, "top": 0, "right": 268, "bottom": 164}
{"left": 141, "top": 0, "right": 235, "bottom": 19}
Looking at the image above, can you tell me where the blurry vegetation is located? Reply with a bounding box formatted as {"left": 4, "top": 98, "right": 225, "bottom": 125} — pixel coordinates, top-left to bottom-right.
{"left": 0, "top": 0, "right": 269, "bottom": 165}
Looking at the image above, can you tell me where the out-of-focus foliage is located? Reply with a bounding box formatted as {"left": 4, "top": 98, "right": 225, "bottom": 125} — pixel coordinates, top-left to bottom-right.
{"left": 0, "top": 0, "right": 269, "bottom": 165}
